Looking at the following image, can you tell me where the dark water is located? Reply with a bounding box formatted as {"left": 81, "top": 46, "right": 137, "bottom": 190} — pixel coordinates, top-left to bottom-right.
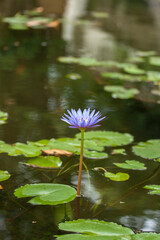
{"left": 1, "top": 0, "right": 160, "bottom": 239}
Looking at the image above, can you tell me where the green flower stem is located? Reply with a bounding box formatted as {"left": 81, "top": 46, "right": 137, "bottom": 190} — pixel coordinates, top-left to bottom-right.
{"left": 77, "top": 129, "right": 85, "bottom": 197}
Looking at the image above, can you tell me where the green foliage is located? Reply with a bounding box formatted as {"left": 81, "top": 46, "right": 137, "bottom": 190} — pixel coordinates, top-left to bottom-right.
{"left": 114, "top": 160, "right": 146, "bottom": 170}
{"left": 14, "top": 184, "right": 76, "bottom": 205}
{"left": 132, "top": 140, "right": 160, "bottom": 159}
{"left": 149, "top": 57, "right": 160, "bottom": 66}
{"left": 105, "top": 171, "right": 129, "bottom": 181}
{"left": 76, "top": 131, "right": 133, "bottom": 147}
{"left": 144, "top": 185, "right": 160, "bottom": 195}
{"left": 66, "top": 73, "right": 82, "bottom": 80}
{"left": 0, "top": 170, "right": 11, "bottom": 182}
{"left": 59, "top": 219, "right": 134, "bottom": 236}
{"left": 104, "top": 85, "right": 139, "bottom": 99}
{"left": 23, "top": 156, "right": 62, "bottom": 168}
{"left": 0, "top": 110, "right": 8, "bottom": 125}
{"left": 123, "top": 66, "right": 145, "bottom": 75}
{"left": 83, "top": 150, "right": 108, "bottom": 159}
{"left": 101, "top": 72, "right": 141, "bottom": 81}
{"left": 3, "top": 13, "right": 29, "bottom": 30}
{"left": 111, "top": 148, "right": 126, "bottom": 155}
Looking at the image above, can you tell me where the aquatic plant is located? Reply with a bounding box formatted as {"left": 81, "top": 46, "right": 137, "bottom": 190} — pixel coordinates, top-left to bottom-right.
{"left": 61, "top": 109, "right": 105, "bottom": 196}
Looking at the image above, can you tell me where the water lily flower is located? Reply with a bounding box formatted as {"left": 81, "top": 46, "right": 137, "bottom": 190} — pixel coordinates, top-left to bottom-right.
{"left": 61, "top": 108, "right": 105, "bottom": 198}
{"left": 61, "top": 108, "right": 105, "bottom": 129}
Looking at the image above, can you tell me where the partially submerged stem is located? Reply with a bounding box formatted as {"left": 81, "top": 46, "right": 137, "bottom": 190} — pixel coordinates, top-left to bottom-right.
{"left": 77, "top": 129, "right": 85, "bottom": 197}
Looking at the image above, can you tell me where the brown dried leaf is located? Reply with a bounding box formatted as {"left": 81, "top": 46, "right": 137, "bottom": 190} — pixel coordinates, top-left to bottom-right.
{"left": 41, "top": 149, "right": 72, "bottom": 157}
{"left": 0, "top": 185, "right": 3, "bottom": 190}
{"left": 46, "top": 19, "right": 60, "bottom": 28}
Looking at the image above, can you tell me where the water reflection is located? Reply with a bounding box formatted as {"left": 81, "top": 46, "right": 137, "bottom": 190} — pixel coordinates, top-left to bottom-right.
{"left": 120, "top": 210, "right": 160, "bottom": 232}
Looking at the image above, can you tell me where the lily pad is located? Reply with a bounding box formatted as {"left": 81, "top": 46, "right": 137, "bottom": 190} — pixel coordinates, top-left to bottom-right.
{"left": 136, "top": 51, "right": 156, "bottom": 57}
{"left": 3, "top": 13, "right": 29, "bottom": 30}
{"left": 149, "top": 57, "right": 160, "bottom": 66}
{"left": 104, "top": 85, "right": 139, "bottom": 99}
{"left": 111, "top": 149, "right": 126, "bottom": 155}
{"left": 84, "top": 150, "right": 108, "bottom": 159}
{"left": 23, "top": 156, "right": 62, "bottom": 168}
{"left": 101, "top": 72, "right": 141, "bottom": 82}
{"left": 59, "top": 219, "right": 134, "bottom": 236}
{"left": 91, "top": 11, "right": 109, "bottom": 19}
{"left": 143, "top": 185, "right": 160, "bottom": 195}
{"left": 66, "top": 73, "right": 81, "bottom": 80}
{"left": 76, "top": 131, "right": 133, "bottom": 147}
{"left": 0, "top": 170, "right": 11, "bottom": 182}
{"left": 114, "top": 160, "right": 146, "bottom": 170}
{"left": 132, "top": 140, "right": 160, "bottom": 159}
{"left": 123, "top": 66, "right": 145, "bottom": 75}
{"left": 14, "top": 183, "right": 76, "bottom": 205}
{"left": 133, "top": 233, "right": 160, "bottom": 239}
{"left": 105, "top": 171, "right": 129, "bottom": 181}
{"left": 56, "top": 235, "right": 132, "bottom": 240}
{"left": 146, "top": 71, "right": 160, "bottom": 82}
{"left": 0, "top": 110, "right": 8, "bottom": 124}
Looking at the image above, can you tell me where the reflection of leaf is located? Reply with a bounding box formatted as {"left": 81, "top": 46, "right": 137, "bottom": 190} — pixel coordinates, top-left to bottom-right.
{"left": 133, "top": 140, "right": 160, "bottom": 159}
{"left": 42, "top": 149, "right": 72, "bottom": 157}
{"left": 84, "top": 150, "right": 108, "bottom": 159}
{"left": 105, "top": 171, "right": 129, "bottom": 181}
{"left": 23, "top": 156, "right": 62, "bottom": 168}
{"left": 114, "top": 160, "right": 146, "bottom": 170}
{"left": 104, "top": 85, "right": 139, "bottom": 99}
{"left": 144, "top": 185, "right": 160, "bottom": 195}
{"left": 14, "top": 184, "right": 76, "bottom": 205}
{"left": 76, "top": 131, "right": 133, "bottom": 147}
{"left": 0, "top": 170, "right": 11, "bottom": 182}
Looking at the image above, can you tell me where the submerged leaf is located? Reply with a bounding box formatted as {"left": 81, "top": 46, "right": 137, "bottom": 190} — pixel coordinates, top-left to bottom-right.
{"left": 123, "top": 66, "right": 145, "bottom": 75}
{"left": 0, "top": 170, "right": 11, "bottom": 182}
{"left": 14, "top": 183, "right": 76, "bottom": 205}
{"left": 133, "top": 140, "right": 160, "bottom": 159}
{"left": 111, "top": 149, "right": 126, "bottom": 155}
{"left": 144, "top": 185, "right": 160, "bottom": 195}
{"left": 105, "top": 171, "right": 129, "bottom": 181}
{"left": 114, "top": 160, "right": 146, "bottom": 170}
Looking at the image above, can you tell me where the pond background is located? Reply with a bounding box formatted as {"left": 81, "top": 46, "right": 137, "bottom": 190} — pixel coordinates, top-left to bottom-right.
{"left": 1, "top": 0, "right": 160, "bottom": 239}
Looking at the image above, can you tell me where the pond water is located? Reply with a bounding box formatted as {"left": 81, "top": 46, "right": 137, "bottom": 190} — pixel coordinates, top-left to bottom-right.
{"left": 1, "top": 0, "right": 160, "bottom": 239}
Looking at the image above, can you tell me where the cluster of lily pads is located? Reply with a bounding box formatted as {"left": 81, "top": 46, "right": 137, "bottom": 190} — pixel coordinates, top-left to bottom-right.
{"left": 1, "top": 109, "right": 160, "bottom": 238}
{"left": 58, "top": 50, "right": 160, "bottom": 102}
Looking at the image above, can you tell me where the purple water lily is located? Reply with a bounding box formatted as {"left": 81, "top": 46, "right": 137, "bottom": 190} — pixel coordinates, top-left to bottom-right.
{"left": 61, "top": 108, "right": 105, "bottom": 129}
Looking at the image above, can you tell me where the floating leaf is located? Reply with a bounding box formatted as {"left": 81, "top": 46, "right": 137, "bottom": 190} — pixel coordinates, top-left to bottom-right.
{"left": 146, "top": 71, "right": 160, "bottom": 82}
{"left": 23, "top": 156, "right": 62, "bottom": 168}
{"left": 132, "top": 140, "right": 160, "bottom": 159}
{"left": 111, "top": 149, "right": 126, "bottom": 155}
{"left": 14, "top": 183, "right": 76, "bottom": 205}
{"left": 127, "top": 56, "right": 145, "bottom": 63}
{"left": 143, "top": 185, "right": 160, "bottom": 195}
{"left": 0, "top": 170, "right": 11, "bottom": 182}
{"left": 105, "top": 171, "right": 129, "bottom": 181}
{"left": 13, "top": 143, "right": 41, "bottom": 157}
{"left": 101, "top": 72, "right": 141, "bottom": 82}
{"left": 123, "top": 66, "right": 145, "bottom": 75}
{"left": 114, "top": 160, "right": 146, "bottom": 170}
{"left": 76, "top": 131, "right": 133, "bottom": 147}
{"left": 3, "top": 14, "right": 29, "bottom": 30}
{"left": 149, "top": 57, "right": 160, "bottom": 66}
{"left": 132, "top": 233, "right": 160, "bottom": 239}
{"left": 84, "top": 150, "right": 108, "bottom": 159}
{"left": 57, "top": 235, "right": 132, "bottom": 240}
{"left": 42, "top": 149, "right": 72, "bottom": 157}
{"left": 91, "top": 11, "right": 109, "bottom": 18}
{"left": 66, "top": 73, "right": 82, "bottom": 80}
{"left": 57, "top": 57, "right": 78, "bottom": 64}
{"left": 0, "top": 110, "right": 8, "bottom": 124}
{"left": 0, "top": 185, "right": 3, "bottom": 190}
{"left": 104, "top": 85, "right": 139, "bottom": 99}
{"left": 58, "top": 219, "right": 134, "bottom": 236}
{"left": 136, "top": 51, "right": 156, "bottom": 57}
